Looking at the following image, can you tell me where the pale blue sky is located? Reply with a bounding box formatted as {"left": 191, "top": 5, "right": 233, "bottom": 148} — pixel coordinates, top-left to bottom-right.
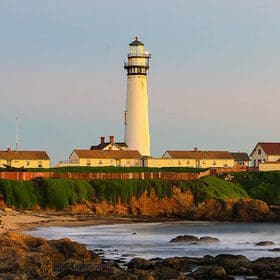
{"left": 0, "top": 1, "right": 279, "bottom": 163}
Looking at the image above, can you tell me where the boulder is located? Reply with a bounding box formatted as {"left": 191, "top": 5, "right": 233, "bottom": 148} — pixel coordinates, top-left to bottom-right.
{"left": 211, "top": 254, "right": 251, "bottom": 275}
{"left": 170, "top": 235, "right": 220, "bottom": 244}
{"left": 232, "top": 199, "right": 269, "bottom": 222}
{"left": 170, "top": 235, "right": 199, "bottom": 243}
{"left": 199, "top": 236, "right": 220, "bottom": 244}
{"left": 126, "top": 258, "right": 155, "bottom": 270}
{"left": 269, "top": 248, "right": 280, "bottom": 252}
{"left": 157, "top": 257, "right": 191, "bottom": 272}
{"left": 193, "top": 199, "right": 235, "bottom": 221}
{"left": 250, "top": 257, "right": 280, "bottom": 279}
{"left": 255, "top": 241, "right": 275, "bottom": 246}
{"left": 190, "top": 266, "right": 227, "bottom": 279}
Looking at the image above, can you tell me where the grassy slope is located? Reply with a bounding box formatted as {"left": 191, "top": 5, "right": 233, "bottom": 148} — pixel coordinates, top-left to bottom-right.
{"left": 233, "top": 171, "right": 280, "bottom": 205}
{"left": 1, "top": 172, "right": 278, "bottom": 210}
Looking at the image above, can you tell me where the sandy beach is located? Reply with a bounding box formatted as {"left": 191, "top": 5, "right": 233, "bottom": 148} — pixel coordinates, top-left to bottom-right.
{"left": 0, "top": 208, "right": 134, "bottom": 234}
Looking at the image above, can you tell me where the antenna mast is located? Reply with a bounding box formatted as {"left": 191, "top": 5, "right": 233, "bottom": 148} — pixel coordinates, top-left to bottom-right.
{"left": 16, "top": 116, "right": 19, "bottom": 151}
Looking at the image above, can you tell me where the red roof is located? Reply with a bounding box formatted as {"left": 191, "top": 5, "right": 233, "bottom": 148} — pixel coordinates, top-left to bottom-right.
{"left": 0, "top": 150, "right": 50, "bottom": 160}
{"left": 73, "top": 149, "right": 142, "bottom": 159}
{"left": 258, "top": 142, "right": 280, "bottom": 155}
{"left": 166, "top": 150, "right": 234, "bottom": 160}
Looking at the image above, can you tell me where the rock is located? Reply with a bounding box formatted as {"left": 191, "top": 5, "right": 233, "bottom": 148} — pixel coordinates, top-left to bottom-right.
{"left": 232, "top": 199, "right": 269, "bottom": 222}
{"left": 211, "top": 254, "right": 251, "bottom": 275}
{"left": 0, "top": 232, "right": 102, "bottom": 279}
{"left": 152, "top": 266, "right": 182, "bottom": 280}
{"left": 193, "top": 199, "right": 235, "bottom": 221}
{"left": 250, "top": 257, "right": 280, "bottom": 279}
{"left": 170, "top": 235, "right": 199, "bottom": 243}
{"left": 157, "top": 257, "right": 191, "bottom": 272}
{"left": 170, "top": 235, "right": 220, "bottom": 245}
{"left": 255, "top": 241, "right": 274, "bottom": 246}
{"left": 199, "top": 236, "right": 220, "bottom": 244}
{"left": 126, "top": 258, "right": 155, "bottom": 270}
{"left": 269, "top": 248, "right": 280, "bottom": 252}
{"left": 190, "top": 266, "right": 227, "bottom": 279}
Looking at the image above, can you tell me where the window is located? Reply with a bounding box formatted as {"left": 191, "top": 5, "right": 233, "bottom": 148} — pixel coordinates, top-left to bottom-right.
{"left": 26, "top": 161, "right": 30, "bottom": 166}
{"left": 87, "top": 160, "right": 91, "bottom": 166}
{"left": 187, "top": 160, "right": 190, "bottom": 165}
{"left": 224, "top": 164, "right": 228, "bottom": 167}
{"left": 213, "top": 161, "right": 216, "bottom": 166}
{"left": 99, "top": 160, "right": 103, "bottom": 165}
{"left": 178, "top": 160, "right": 181, "bottom": 165}
{"left": 258, "top": 149, "right": 261, "bottom": 155}
{"left": 38, "top": 161, "right": 42, "bottom": 168}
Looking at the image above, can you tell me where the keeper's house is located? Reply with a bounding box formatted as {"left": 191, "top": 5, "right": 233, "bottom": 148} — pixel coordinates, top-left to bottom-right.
{"left": 0, "top": 149, "right": 50, "bottom": 168}
{"left": 251, "top": 142, "right": 280, "bottom": 171}
{"left": 69, "top": 149, "right": 142, "bottom": 167}
{"left": 158, "top": 149, "right": 235, "bottom": 168}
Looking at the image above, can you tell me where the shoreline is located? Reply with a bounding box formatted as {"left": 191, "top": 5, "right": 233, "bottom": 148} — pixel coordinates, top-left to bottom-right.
{"left": 1, "top": 209, "right": 279, "bottom": 235}
{"left": 0, "top": 209, "right": 186, "bottom": 234}
{"left": 0, "top": 209, "right": 133, "bottom": 234}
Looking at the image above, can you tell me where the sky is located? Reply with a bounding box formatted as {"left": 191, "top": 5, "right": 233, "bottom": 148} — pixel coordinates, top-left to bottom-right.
{"left": 0, "top": 0, "right": 279, "bottom": 163}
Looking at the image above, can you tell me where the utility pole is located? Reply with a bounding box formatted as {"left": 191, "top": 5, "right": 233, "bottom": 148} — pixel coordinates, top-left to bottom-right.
{"left": 16, "top": 116, "right": 19, "bottom": 151}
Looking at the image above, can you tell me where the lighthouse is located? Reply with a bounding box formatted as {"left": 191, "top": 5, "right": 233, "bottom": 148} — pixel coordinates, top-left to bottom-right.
{"left": 124, "top": 37, "right": 151, "bottom": 156}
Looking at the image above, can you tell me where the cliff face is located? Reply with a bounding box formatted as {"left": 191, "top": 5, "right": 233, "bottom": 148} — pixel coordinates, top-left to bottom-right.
{"left": 94, "top": 187, "right": 194, "bottom": 218}
{"left": 67, "top": 187, "right": 277, "bottom": 222}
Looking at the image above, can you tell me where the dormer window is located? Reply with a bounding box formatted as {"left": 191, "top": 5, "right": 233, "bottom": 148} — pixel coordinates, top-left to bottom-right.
{"left": 258, "top": 149, "right": 261, "bottom": 155}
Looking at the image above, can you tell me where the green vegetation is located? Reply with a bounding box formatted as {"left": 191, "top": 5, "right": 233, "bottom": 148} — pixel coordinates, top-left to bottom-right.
{"left": 233, "top": 171, "right": 280, "bottom": 205}
{"left": 40, "top": 179, "right": 93, "bottom": 210}
{"left": 90, "top": 179, "right": 191, "bottom": 204}
{"left": 18, "top": 166, "right": 206, "bottom": 173}
{"left": 187, "top": 176, "right": 249, "bottom": 204}
{"left": 0, "top": 172, "right": 278, "bottom": 210}
{"left": 0, "top": 178, "right": 93, "bottom": 210}
{"left": 0, "top": 179, "right": 39, "bottom": 209}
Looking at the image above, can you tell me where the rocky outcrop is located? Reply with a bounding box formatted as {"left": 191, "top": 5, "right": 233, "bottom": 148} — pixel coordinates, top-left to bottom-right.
{"left": 170, "top": 235, "right": 220, "bottom": 244}
{"left": 1, "top": 233, "right": 280, "bottom": 279}
{"left": 255, "top": 241, "right": 275, "bottom": 246}
{"left": 193, "top": 199, "right": 235, "bottom": 221}
{"left": 94, "top": 187, "right": 195, "bottom": 218}
{"left": 232, "top": 199, "right": 270, "bottom": 222}
{"left": 64, "top": 187, "right": 277, "bottom": 222}
{"left": 126, "top": 254, "right": 280, "bottom": 279}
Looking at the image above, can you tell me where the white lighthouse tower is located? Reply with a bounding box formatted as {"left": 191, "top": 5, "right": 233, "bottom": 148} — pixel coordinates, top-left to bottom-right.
{"left": 124, "top": 37, "right": 151, "bottom": 156}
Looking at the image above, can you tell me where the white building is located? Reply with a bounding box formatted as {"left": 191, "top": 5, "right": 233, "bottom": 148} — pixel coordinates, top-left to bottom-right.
{"left": 251, "top": 142, "right": 280, "bottom": 168}
{"left": 124, "top": 37, "right": 151, "bottom": 156}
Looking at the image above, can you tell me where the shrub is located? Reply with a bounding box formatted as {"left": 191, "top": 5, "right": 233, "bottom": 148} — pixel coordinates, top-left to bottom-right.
{"left": 0, "top": 178, "right": 93, "bottom": 210}
{"left": 233, "top": 171, "right": 280, "bottom": 205}
{"left": 189, "top": 176, "right": 249, "bottom": 204}
{"left": 0, "top": 179, "right": 39, "bottom": 209}
{"left": 89, "top": 179, "right": 192, "bottom": 204}
{"left": 41, "top": 179, "right": 93, "bottom": 210}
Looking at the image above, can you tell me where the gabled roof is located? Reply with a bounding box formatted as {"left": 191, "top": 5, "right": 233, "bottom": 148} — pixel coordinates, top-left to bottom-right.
{"left": 90, "top": 142, "right": 127, "bottom": 150}
{"left": 0, "top": 150, "right": 50, "bottom": 161}
{"left": 165, "top": 151, "right": 234, "bottom": 160}
{"left": 251, "top": 142, "right": 280, "bottom": 156}
{"left": 73, "top": 149, "right": 142, "bottom": 159}
{"left": 230, "top": 152, "right": 250, "bottom": 162}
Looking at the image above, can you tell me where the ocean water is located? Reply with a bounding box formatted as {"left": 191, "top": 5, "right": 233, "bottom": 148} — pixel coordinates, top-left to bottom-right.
{"left": 27, "top": 221, "right": 280, "bottom": 262}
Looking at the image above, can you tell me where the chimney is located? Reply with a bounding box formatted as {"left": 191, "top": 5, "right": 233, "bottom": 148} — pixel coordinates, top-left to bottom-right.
{"left": 194, "top": 147, "right": 198, "bottom": 152}
{"left": 100, "top": 136, "right": 105, "bottom": 144}
{"left": 109, "top": 135, "right": 115, "bottom": 143}
{"left": 7, "top": 147, "right": 11, "bottom": 152}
